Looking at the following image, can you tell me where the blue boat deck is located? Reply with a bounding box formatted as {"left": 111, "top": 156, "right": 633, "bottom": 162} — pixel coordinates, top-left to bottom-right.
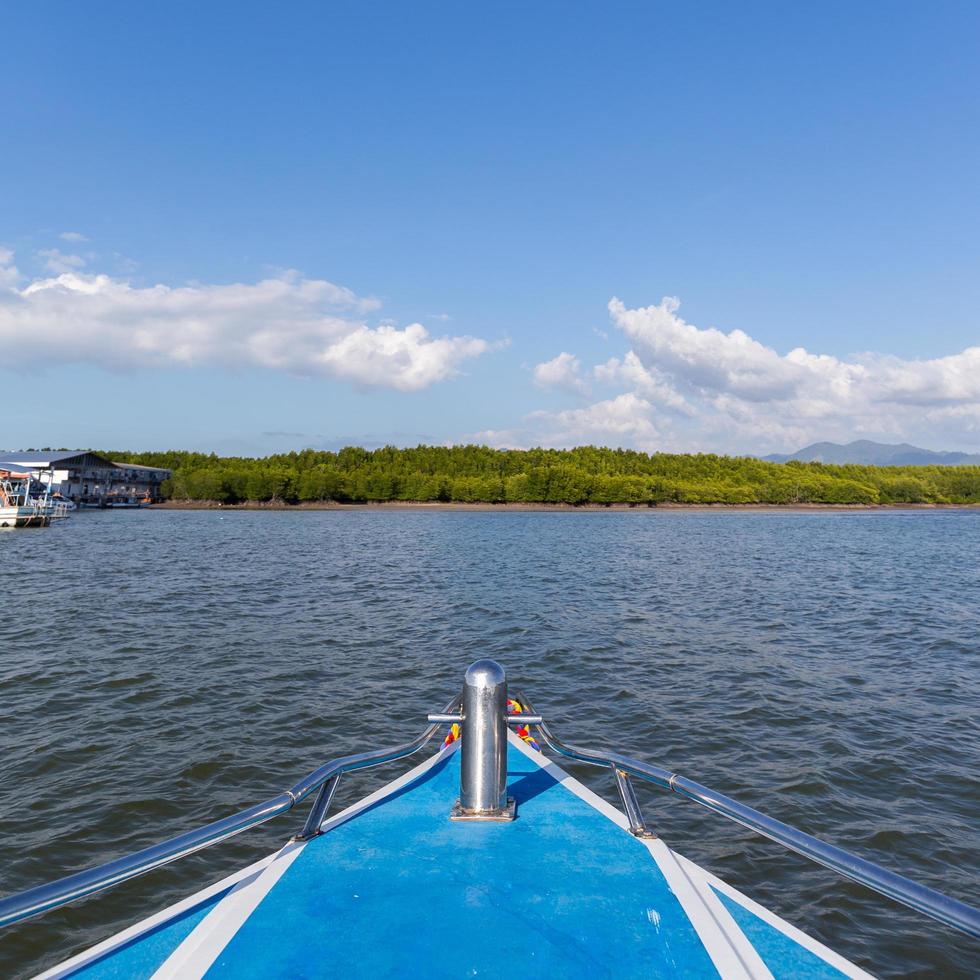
{"left": 44, "top": 736, "right": 871, "bottom": 979}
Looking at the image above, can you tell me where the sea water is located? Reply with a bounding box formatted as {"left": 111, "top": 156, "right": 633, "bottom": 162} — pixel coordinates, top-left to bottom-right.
{"left": 1, "top": 509, "right": 977, "bottom": 976}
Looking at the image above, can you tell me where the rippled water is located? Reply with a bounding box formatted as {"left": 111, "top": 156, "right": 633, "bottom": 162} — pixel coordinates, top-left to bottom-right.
{"left": 1, "top": 509, "right": 978, "bottom": 977}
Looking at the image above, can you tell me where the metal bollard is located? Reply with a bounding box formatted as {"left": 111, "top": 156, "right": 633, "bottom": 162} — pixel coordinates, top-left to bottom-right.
{"left": 452, "top": 659, "right": 515, "bottom": 820}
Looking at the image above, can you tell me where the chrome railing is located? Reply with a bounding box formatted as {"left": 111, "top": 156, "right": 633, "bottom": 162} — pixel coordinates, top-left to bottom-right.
{"left": 518, "top": 692, "right": 980, "bottom": 941}
{"left": 0, "top": 696, "right": 459, "bottom": 929}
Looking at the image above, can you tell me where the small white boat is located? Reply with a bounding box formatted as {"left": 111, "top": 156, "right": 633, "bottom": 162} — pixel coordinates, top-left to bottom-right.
{"left": 79, "top": 491, "right": 153, "bottom": 509}
{"left": 0, "top": 472, "right": 72, "bottom": 527}
{"left": 50, "top": 493, "right": 77, "bottom": 512}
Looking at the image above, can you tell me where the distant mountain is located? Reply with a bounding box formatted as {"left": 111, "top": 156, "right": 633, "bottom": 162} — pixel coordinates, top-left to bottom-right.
{"left": 763, "top": 439, "right": 980, "bottom": 466}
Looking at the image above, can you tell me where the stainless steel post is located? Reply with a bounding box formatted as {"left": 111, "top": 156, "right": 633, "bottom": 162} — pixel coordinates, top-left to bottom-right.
{"left": 613, "top": 768, "right": 656, "bottom": 839}
{"left": 294, "top": 774, "right": 341, "bottom": 841}
{"left": 454, "top": 659, "right": 514, "bottom": 819}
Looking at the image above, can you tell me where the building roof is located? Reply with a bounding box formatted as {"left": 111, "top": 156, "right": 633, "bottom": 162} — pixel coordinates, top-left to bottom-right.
{"left": 0, "top": 452, "right": 170, "bottom": 476}
{"left": 0, "top": 450, "right": 109, "bottom": 466}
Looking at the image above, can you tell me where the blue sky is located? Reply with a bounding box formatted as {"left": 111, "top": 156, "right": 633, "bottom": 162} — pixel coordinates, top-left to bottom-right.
{"left": 2, "top": 2, "right": 979, "bottom": 455}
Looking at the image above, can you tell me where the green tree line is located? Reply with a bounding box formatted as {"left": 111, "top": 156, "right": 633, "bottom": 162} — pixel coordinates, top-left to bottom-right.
{"left": 104, "top": 446, "right": 980, "bottom": 506}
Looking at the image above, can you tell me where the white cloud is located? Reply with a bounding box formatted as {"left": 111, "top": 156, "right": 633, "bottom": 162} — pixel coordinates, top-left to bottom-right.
{"left": 594, "top": 351, "right": 691, "bottom": 413}
{"left": 609, "top": 296, "right": 980, "bottom": 410}
{"left": 505, "top": 297, "right": 980, "bottom": 454}
{"left": 533, "top": 351, "right": 589, "bottom": 395}
{"left": 37, "top": 248, "right": 86, "bottom": 275}
{"left": 528, "top": 393, "right": 660, "bottom": 450}
{"left": 596, "top": 296, "right": 980, "bottom": 452}
{"left": 315, "top": 323, "right": 488, "bottom": 390}
{"left": 0, "top": 253, "right": 493, "bottom": 392}
{"left": 59, "top": 231, "right": 90, "bottom": 243}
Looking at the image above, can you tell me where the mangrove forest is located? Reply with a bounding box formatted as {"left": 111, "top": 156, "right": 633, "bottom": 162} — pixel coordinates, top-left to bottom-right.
{"left": 104, "top": 446, "right": 980, "bottom": 506}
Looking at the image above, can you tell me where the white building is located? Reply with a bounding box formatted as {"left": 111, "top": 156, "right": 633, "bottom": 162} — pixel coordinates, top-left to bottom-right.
{"left": 0, "top": 451, "right": 171, "bottom": 506}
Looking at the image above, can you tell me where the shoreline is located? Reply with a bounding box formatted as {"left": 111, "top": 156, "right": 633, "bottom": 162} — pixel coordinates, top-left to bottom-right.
{"left": 149, "top": 500, "right": 980, "bottom": 513}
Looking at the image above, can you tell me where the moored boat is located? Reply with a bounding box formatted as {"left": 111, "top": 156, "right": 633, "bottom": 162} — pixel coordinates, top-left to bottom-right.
{"left": 78, "top": 490, "right": 154, "bottom": 508}
{"left": 1, "top": 661, "right": 977, "bottom": 977}
{"left": 0, "top": 471, "right": 72, "bottom": 528}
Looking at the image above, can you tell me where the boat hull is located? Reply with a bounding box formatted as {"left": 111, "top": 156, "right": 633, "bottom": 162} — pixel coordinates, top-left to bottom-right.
{"left": 0, "top": 505, "right": 51, "bottom": 528}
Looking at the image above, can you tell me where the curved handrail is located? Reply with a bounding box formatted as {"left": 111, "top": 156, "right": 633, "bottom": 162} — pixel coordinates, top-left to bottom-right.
{"left": 0, "top": 696, "right": 459, "bottom": 929}
{"left": 518, "top": 693, "right": 980, "bottom": 941}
